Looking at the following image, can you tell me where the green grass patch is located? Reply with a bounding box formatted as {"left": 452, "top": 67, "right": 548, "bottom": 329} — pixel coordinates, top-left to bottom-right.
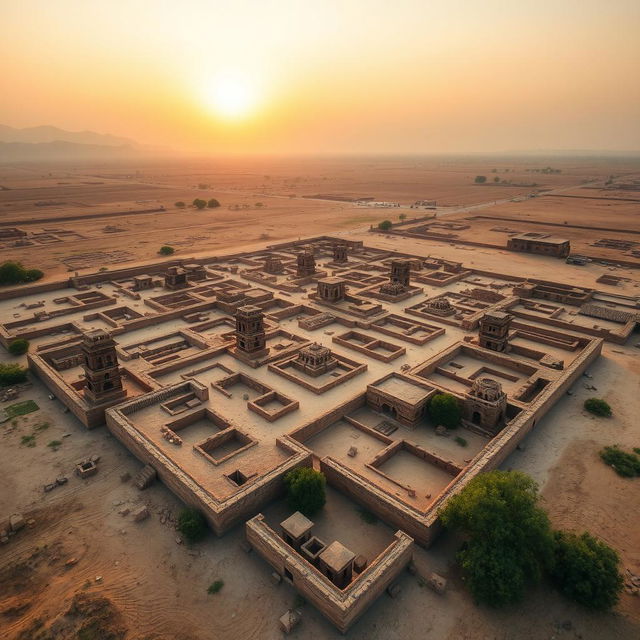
{"left": 6, "top": 400, "right": 39, "bottom": 418}
{"left": 47, "top": 440, "right": 62, "bottom": 450}
{"left": 207, "top": 580, "right": 224, "bottom": 594}
{"left": 455, "top": 436, "right": 468, "bottom": 447}
{"left": 357, "top": 507, "right": 378, "bottom": 525}
{"left": 20, "top": 434, "right": 36, "bottom": 447}
{"left": 599, "top": 446, "right": 640, "bottom": 478}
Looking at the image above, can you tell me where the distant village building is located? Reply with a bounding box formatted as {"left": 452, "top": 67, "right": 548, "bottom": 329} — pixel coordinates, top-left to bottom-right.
{"left": 506, "top": 233, "right": 570, "bottom": 258}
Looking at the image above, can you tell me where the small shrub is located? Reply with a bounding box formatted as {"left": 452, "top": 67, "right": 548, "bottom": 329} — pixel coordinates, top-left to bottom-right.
{"left": 177, "top": 507, "right": 208, "bottom": 543}
{"left": 455, "top": 436, "right": 468, "bottom": 447}
{"left": 0, "top": 363, "right": 28, "bottom": 387}
{"left": 0, "top": 261, "right": 44, "bottom": 286}
{"left": 584, "top": 398, "right": 611, "bottom": 417}
{"left": 24, "top": 269, "right": 44, "bottom": 282}
{"left": 159, "top": 245, "right": 175, "bottom": 256}
{"left": 399, "top": 213, "right": 407, "bottom": 220}
{"left": 192, "top": 198, "right": 207, "bottom": 210}
{"left": 207, "top": 580, "right": 224, "bottom": 594}
{"left": 284, "top": 467, "right": 326, "bottom": 516}
{"left": 175, "top": 201, "right": 186, "bottom": 208}
{"left": 48, "top": 440, "right": 62, "bottom": 450}
{"left": 429, "top": 393, "right": 462, "bottom": 429}
{"left": 21, "top": 434, "right": 36, "bottom": 447}
{"left": 207, "top": 198, "right": 220, "bottom": 208}
{"left": 357, "top": 508, "right": 378, "bottom": 525}
{"left": 377, "top": 220, "right": 393, "bottom": 231}
{"left": 474, "top": 175, "right": 487, "bottom": 184}
{"left": 599, "top": 446, "right": 640, "bottom": 477}
{"left": 550, "top": 530, "right": 623, "bottom": 610}
{"left": 34, "top": 421, "right": 50, "bottom": 431}
{"left": 8, "top": 338, "right": 29, "bottom": 356}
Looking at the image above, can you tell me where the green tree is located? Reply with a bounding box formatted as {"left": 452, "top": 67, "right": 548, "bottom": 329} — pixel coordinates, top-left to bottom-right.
{"left": 584, "top": 398, "right": 612, "bottom": 417}
{"left": 378, "top": 220, "right": 393, "bottom": 231}
{"left": 24, "top": 268, "right": 43, "bottom": 282}
{"left": 428, "top": 393, "right": 462, "bottom": 429}
{"left": 550, "top": 531, "right": 623, "bottom": 610}
{"left": 159, "top": 245, "right": 175, "bottom": 256}
{"left": 8, "top": 339, "right": 29, "bottom": 356}
{"left": 284, "top": 467, "right": 326, "bottom": 516}
{"left": 0, "top": 363, "right": 29, "bottom": 386}
{"left": 440, "top": 470, "right": 553, "bottom": 607}
{"left": 177, "top": 507, "right": 208, "bottom": 543}
{"left": 474, "top": 175, "right": 487, "bottom": 184}
{"left": 207, "top": 198, "right": 221, "bottom": 208}
{"left": 193, "top": 198, "right": 207, "bottom": 210}
{"left": 175, "top": 201, "right": 186, "bottom": 208}
{"left": 0, "top": 261, "right": 27, "bottom": 285}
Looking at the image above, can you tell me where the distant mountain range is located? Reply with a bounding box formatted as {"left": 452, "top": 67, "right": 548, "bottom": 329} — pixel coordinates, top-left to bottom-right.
{"left": 0, "top": 124, "right": 168, "bottom": 161}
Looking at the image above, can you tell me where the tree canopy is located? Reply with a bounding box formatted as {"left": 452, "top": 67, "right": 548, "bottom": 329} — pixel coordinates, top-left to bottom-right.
{"left": 8, "top": 339, "right": 29, "bottom": 356}
{"left": 177, "top": 507, "right": 208, "bottom": 543}
{"left": 378, "top": 220, "right": 393, "bottom": 231}
{"left": 207, "top": 198, "right": 220, "bottom": 208}
{"left": 0, "top": 261, "right": 44, "bottom": 286}
{"left": 550, "top": 531, "right": 623, "bottom": 610}
{"left": 159, "top": 245, "right": 175, "bottom": 256}
{"left": 428, "top": 393, "right": 462, "bottom": 429}
{"left": 193, "top": 198, "right": 207, "bottom": 210}
{"left": 284, "top": 467, "right": 326, "bottom": 516}
{"left": 440, "top": 470, "right": 553, "bottom": 607}
{"left": 0, "top": 362, "right": 28, "bottom": 387}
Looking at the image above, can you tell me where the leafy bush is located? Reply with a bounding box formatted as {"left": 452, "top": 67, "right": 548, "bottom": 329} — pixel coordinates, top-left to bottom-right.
{"left": 455, "top": 436, "right": 468, "bottom": 447}
{"left": 440, "top": 470, "right": 553, "bottom": 607}
{"left": 8, "top": 338, "right": 29, "bottom": 355}
{"left": 474, "top": 175, "right": 487, "bottom": 184}
{"left": 159, "top": 245, "right": 175, "bottom": 256}
{"left": 429, "top": 393, "right": 462, "bottom": 429}
{"left": 21, "top": 434, "right": 36, "bottom": 448}
{"left": 0, "top": 261, "right": 44, "bottom": 286}
{"left": 599, "top": 445, "right": 640, "bottom": 477}
{"left": 207, "top": 580, "right": 224, "bottom": 594}
{"left": 207, "top": 198, "right": 220, "bottom": 208}
{"left": 377, "top": 220, "right": 393, "bottom": 231}
{"left": 177, "top": 507, "right": 208, "bottom": 543}
{"left": 550, "top": 531, "right": 623, "bottom": 610}
{"left": 0, "top": 363, "right": 28, "bottom": 387}
{"left": 192, "top": 198, "right": 207, "bottom": 210}
{"left": 175, "top": 201, "right": 186, "bottom": 208}
{"left": 48, "top": 440, "right": 63, "bottom": 450}
{"left": 584, "top": 398, "right": 612, "bottom": 417}
{"left": 284, "top": 467, "right": 326, "bottom": 516}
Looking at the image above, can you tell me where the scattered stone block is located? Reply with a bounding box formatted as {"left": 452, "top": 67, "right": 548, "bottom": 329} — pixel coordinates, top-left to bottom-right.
{"left": 75, "top": 460, "right": 98, "bottom": 479}
{"left": 133, "top": 506, "right": 150, "bottom": 522}
{"left": 354, "top": 555, "right": 368, "bottom": 573}
{"left": 44, "top": 483, "right": 57, "bottom": 492}
{"left": 134, "top": 464, "right": 157, "bottom": 490}
{"left": 427, "top": 572, "right": 447, "bottom": 594}
{"left": 119, "top": 508, "right": 130, "bottom": 517}
{"left": 435, "top": 425, "right": 449, "bottom": 437}
{"left": 10, "top": 514, "right": 25, "bottom": 532}
{"left": 279, "top": 609, "right": 302, "bottom": 634}
{"left": 56, "top": 476, "right": 68, "bottom": 485}
{"left": 65, "top": 557, "right": 79, "bottom": 567}
{"left": 347, "top": 446, "right": 358, "bottom": 457}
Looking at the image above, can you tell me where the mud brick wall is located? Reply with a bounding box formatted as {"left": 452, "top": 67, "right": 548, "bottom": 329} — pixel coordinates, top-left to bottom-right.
{"left": 246, "top": 514, "right": 413, "bottom": 633}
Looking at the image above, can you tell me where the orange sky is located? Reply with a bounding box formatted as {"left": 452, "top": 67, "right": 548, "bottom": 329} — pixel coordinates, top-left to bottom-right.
{"left": 1, "top": 1, "right": 639, "bottom": 154}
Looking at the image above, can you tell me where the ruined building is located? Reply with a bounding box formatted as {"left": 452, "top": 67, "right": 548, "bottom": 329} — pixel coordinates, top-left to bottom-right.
{"left": 264, "top": 256, "right": 284, "bottom": 274}
{"left": 292, "top": 342, "right": 338, "bottom": 377}
{"left": 463, "top": 377, "right": 507, "bottom": 433}
{"left": 235, "top": 305, "right": 267, "bottom": 354}
{"left": 296, "top": 248, "right": 316, "bottom": 277}
{"left": 380, "top": 259, "right": 411, "bottom": 295}
{"left": 164, "top": 266, "right": 188, "bottom": 290}
{"left": 81, "top": 329, "right": 126, "bottom": 405}
{"left": 317, "top": 277, "right": 346, "bottom": 302}
{"left": 478, "top": 311, "right": 512, "bottom": 352}
{"left": 333, "top": 243, "right": 348, "bottom": 263}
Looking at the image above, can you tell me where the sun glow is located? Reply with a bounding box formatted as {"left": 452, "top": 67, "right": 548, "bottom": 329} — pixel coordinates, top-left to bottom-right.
{"left": 205, "top": 73, "right": 260, "bottom": 120}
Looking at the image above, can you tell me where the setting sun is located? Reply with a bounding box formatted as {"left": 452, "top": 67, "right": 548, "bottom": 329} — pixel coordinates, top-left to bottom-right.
{"left": 204, "top": 73, "right": 260, "bottom": 120}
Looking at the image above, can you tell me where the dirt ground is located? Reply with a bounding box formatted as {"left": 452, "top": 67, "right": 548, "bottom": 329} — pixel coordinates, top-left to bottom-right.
{"left": 1, "top": 156, "right": 639, "bottom": 281}
{"left": 1, "top": 156, "right": 640, "bottom": 639}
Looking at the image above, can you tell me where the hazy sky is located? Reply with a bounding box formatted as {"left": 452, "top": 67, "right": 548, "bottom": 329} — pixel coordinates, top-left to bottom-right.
{"left": 1, "top": 0, "right": 639, "bottom": 154}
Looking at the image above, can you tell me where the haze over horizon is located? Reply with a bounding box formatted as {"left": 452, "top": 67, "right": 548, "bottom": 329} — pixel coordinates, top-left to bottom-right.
{"left": 2, "top": 0, "right": 639, "bottom": 155}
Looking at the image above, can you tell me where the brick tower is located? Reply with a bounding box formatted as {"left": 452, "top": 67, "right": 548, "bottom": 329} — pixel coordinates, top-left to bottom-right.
{"left": 478, "top": 311, "right": 512, "bottom": 352}
{"left": 389, "top": 260, "right": 411, "bottom": 288}
{"left": 463, "top": 377, "right": 507, "bottom": 434}
{"left": 333, "top": 243, "right": 348, "bottom": 263}
{"left": 296, "top": 248, "right": 316, "bottom": 277}
{"left": 235, "top": 305, "right": 267, "bottom": 354}
{"left": 81, "top": 329, "right": 126, "bottom": 405}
